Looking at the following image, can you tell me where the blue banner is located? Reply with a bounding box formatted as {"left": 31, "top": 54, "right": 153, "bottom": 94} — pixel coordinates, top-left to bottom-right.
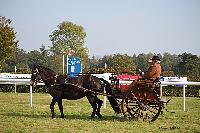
{"left": 67, "top": 56, "right": 82, "bottom": 77}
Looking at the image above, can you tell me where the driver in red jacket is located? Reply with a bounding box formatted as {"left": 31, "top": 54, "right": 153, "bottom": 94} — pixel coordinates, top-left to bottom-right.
{"left": 144, "top": 55, "right": 161, "bottom": 80}
{"left": 128, "top": 55, "right": 161, "bottom": 89}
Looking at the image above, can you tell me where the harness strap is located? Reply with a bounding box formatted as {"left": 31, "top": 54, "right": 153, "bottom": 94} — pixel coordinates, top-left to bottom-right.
{"left": 64, "top": 82, "right": 113, "bottom": 97}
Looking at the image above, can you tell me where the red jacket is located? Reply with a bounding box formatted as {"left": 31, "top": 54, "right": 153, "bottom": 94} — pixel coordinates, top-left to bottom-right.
{"left": 144, "top": 63, "right": 161, "bottom": 80}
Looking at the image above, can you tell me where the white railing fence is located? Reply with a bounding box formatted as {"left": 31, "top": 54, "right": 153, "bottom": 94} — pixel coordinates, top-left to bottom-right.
{"left": 0, "top": 76, "right": 200, "bottom": 111}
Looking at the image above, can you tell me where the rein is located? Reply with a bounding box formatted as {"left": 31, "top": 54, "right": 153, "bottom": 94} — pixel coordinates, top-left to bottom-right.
{"left": 64, "top": 82, "right": 113, "bottom": 97}
{"left": 42, "top": 75, "right": 57, "bottom": 82}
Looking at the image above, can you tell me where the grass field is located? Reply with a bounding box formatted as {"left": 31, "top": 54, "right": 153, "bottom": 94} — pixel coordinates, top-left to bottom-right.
{"left": 0, "top": 92, "right": 199, "bottom": 133}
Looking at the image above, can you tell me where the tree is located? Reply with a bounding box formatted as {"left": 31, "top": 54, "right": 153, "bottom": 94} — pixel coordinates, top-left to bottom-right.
{"left": 136, "top": 53, "right": 153, "bottom": 71}
{"left": 26, "top": 45, "right": 51, "bottom": 70}
{"left": 177, "top": 52, "right": 200, "bottom": 81}
{"left": 0, "top": 16, "right": 18, "bottom": 68}
{"left": 161, "top": 52, "right": 180, "bottom": 76}
{"left": 5, "top": 48, "right": 28, "bottom": 73}
{"left": 88, "top": 55, "right": 112, "bottom": 73}
{"left": 49, "top": 21, "right": 88, "bottom": 73}
{"left": 107, "top": 54, "right": 136, "bottom": 74}
{"left": 38, "top": 45, "right": 50, "bottom": 67}
{"left": 27, "top": 50, "right": 44, "bottom": 67}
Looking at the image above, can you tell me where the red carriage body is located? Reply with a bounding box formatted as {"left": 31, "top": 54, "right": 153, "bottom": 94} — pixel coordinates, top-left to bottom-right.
{"left": 116, "top": 74, "right": 141, "bottom": 92}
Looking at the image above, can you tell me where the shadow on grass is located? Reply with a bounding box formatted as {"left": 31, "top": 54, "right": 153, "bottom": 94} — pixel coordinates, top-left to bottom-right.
{"left": 4, "top": 112, "right": 128, "bottom": 122}
{"left": 4, "top": 112, "right": 50, "bottom": 119}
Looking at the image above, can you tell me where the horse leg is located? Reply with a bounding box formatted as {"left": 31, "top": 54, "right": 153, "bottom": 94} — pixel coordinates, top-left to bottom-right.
{"left": 50, "top": 98, "right": 57, "bottom": 119}
{"left": 91, "top": 103, "right": 97, "bottom": 119}
{"left": 86, "top": 95, "right": 97, "bottom": 119}
{"left": 95, "top": 97, "right": 103, "bottom": 119}
{"left": 58, "top": 99, "right": 64, "bottom": 118}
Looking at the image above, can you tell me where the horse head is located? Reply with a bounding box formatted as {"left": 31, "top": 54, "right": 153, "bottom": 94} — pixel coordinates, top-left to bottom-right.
{"left": 30, "top": 64, "right": 57, "bottom": 87}
{"left": 30, "top": 64, "right": 41, "bottom": 86}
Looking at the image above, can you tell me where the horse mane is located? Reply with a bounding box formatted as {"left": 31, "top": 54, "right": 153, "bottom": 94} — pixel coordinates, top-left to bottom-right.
{"left": 37, "top": 65, "right": 57, "bottom": 76}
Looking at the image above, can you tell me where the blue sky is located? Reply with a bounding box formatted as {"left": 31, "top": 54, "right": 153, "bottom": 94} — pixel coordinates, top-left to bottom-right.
{"left": 1, "top": 0, "right": 200, "bottom": 57}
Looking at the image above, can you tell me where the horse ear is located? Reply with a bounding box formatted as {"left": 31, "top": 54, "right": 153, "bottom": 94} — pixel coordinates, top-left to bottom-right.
{"left": 89, "top": 74, "right": 93, "bottom": 81}
{"left": 33, "top": 64, "right": 37, "bottom": 69}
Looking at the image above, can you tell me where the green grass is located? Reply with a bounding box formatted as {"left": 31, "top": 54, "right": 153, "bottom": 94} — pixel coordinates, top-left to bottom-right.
{"left": 0, "top": 92, "right": 199, "bottom": 133}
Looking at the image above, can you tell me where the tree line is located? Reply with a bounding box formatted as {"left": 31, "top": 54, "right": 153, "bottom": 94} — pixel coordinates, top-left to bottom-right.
{"left": 1, "top": 16, "right": 200, "bottom": 96}
{"left": 1, "top": 16, "right": 200, "bottom": 81}
{"left": 3, "top": 49, "right": 200, "bottom": 81}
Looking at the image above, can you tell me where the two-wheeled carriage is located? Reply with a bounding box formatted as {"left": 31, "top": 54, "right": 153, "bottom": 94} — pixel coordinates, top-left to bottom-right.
{"left": 107, "top": 74, "right": 164, "bottom": 122}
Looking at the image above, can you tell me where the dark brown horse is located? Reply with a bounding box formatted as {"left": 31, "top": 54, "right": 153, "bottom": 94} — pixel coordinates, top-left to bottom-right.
{"left": 30, "top": 64, "right": 120, "bottom": 119}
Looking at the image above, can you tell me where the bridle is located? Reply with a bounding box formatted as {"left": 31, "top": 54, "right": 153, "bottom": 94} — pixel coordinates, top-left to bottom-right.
{"left": 30, "top": 68, "right": 41, "bottom": 86}
{"left": 30, "top": 68, "right": 57, "bottom": 86}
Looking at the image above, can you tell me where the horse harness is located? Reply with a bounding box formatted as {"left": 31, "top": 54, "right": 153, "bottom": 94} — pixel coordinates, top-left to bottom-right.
{"left": 32, "top": 70, "right": 113, "bottom": 97}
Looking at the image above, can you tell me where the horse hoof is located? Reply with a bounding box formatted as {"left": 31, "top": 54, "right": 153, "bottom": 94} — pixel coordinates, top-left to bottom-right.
{"left": 96, "top": 113, "right": 102, "bottom": 119}
{"left": 52, "top": 115, "right": 56, "bottom": 119}
{"left": 91, "top": 113, "right": 95, "bottom": 119}
{"left": 60, "top": 115, "right": 64, "bottom": 118}
{"left": 97, "top": 115, "right": 102, "bottom": 119}
{"left": 52, "top": 117, "right": 56, "bottom": 120}
{"left": 91, "top": 115, "right": 95, "bottom": 119}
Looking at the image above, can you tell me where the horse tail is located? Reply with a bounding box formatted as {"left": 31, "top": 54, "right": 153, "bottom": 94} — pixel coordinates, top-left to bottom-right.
{"left": 103, "top": 80, "right": 121, "bottom": 114}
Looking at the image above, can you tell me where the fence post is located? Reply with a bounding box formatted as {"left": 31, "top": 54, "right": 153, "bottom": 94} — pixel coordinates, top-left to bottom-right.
{"left": 103, "top": 86, "right": 106, "bottom": 108}
{"left": 183, "top": 85, "right": 186, "bottom": 111}
{"left": 30, "top": 85, "right": 32, "bottom": 107}
{"left": 14, "top": 83, "right": 17, "bottom": 93}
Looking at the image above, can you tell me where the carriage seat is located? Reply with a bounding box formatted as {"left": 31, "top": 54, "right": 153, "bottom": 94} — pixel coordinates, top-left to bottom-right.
{"left": 137, "top": 77, "right": 161, "bottom": 88}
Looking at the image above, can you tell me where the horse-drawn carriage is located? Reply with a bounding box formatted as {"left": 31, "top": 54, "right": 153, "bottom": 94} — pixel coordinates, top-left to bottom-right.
{"left": 30, "top": 65, "right": 165, "bottom": 122}
{"left": 108, "top": 74, "right": 163, "bottom": 122}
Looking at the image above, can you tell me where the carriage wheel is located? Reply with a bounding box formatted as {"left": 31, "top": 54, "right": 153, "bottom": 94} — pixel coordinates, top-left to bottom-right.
{"left": 121, "top": 87, "right": 162, "bottom": 122}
